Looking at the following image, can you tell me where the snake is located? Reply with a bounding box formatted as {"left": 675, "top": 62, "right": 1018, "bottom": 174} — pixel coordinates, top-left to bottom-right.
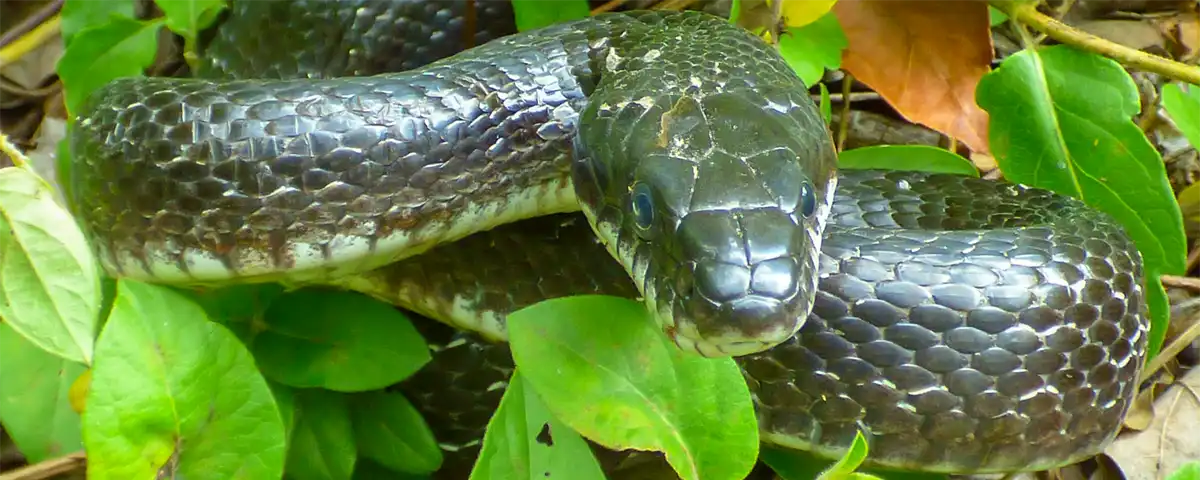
{"left": 67, "top": 0, "right": 1149, "bottom": 475}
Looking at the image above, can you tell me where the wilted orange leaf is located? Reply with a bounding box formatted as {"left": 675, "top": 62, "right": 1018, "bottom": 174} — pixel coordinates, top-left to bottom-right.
{"left": 833, "top": 0, "right": 993, "bottom": 154}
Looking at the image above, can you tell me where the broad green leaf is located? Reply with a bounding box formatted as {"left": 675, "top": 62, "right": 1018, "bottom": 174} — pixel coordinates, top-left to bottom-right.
{"left": 253, "top": 289, "right": 431, "bottom": 392}
{"left": 353, "top": 458, "right": 432, "bottom": 480}
{"left": 154, "top": 0, "right": 227, "bottom": 42}
{"left": 57, "top": 16, "right": 162, "bottom": 117}
{"left": 1167, "top": 461, "right": 1200, "bottom": 480}
{"left": 83, "top": 280, "right": 286, "bottom": 480}
{"left": 761, "top": 446, "right": 946, "bottom": 480}
{"left": 782, "top": 0, "right": 839, "bottom": 28}
{"left": 507, "top": 295, "right": 758, "bottom": 480}
{"left": 287, "top": 389, "right": 357, "bottom": 480}
{"left": 470, "top": 371, "right": 605, "bottom": 480}
{"left": 60, "top": 0, "right": 136, "bottom": 45}
{"left": 269, "top": 381, "right": 298, "bottom": 442}
{"left": 0, "top": 166, "right": 99, "bottom": 364}
{"left": 184, "top": 283, "right": 287, "bottom": 342}
{"left": 1162, "top": 83, "right": 1200, "bottom": 149}
{"left": 511, "top": 0, "right": 590, "bottom": 31}
{"left": 838, "top": 145, "right": 979, "bottom": 177}
{"left": 350, "top": 391, "right": 443, "bottom": 474}
{"left": 0, "top": 322, "right": 85, "bottom": 462}
{"left": 976, "top": 45, "right": 1186, "bottom": 359}
{"left": 778, "top": 12, "right": 847, "bottom": 88}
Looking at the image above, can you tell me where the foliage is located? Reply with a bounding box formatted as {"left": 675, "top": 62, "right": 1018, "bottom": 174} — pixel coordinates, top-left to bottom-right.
{"left": 0, "top": 0, "right": 1187, "bottom": 479}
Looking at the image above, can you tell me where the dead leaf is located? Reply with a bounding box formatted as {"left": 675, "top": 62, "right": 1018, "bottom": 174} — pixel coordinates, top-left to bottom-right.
{"left": 832, "top": 0, "right": 993, "bottom": 154}
{"left": 1105, "top": 368, "right": 1200, "bottom": 480}
{"left": 1076, "top": 19, "right": 1169, "bottom": 54}
{"left": 1153, "top": 10, "right": 1200, "bottom": 62}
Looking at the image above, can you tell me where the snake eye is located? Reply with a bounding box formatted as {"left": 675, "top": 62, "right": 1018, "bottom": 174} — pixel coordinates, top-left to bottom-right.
{"left": 632, "top": 182, "right": 655, "bottom": 230}
{"left": 799, "top": 181, "right": 817, "bottom": 218}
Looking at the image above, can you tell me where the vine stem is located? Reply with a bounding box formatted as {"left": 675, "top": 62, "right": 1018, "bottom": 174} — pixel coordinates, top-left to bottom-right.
{"left": 0, "top": 133, "right": 30, "bottom": 169}
{"left": 991, "top": 0, "right": 1200, "bottom": 85}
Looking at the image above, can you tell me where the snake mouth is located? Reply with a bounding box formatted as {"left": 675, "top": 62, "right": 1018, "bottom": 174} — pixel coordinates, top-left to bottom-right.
{"left": 666, "top": 207, "right": 818, "bottom": 357}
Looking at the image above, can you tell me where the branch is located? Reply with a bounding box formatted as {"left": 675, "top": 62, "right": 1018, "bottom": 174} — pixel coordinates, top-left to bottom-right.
{"left": 991, "top": 0, "right": 1200, "bottom": 85}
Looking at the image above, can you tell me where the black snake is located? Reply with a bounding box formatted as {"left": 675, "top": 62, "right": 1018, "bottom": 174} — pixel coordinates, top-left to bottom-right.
{"left": 67, "top": 0, "right": 1149, "bottom": 474}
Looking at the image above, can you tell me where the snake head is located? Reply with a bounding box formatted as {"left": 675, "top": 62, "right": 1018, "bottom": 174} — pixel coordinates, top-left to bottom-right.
{"left": 574, "top": 89, "right": 837, "bottom": 357}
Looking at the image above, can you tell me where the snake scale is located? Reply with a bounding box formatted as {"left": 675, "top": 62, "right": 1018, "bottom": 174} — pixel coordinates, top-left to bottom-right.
{"left": 67, "top": 0, "right": 1149, "bottom": 475}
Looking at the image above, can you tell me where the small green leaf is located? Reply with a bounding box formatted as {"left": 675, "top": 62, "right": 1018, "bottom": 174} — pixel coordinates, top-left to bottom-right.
{"left": 82, "top": 280, "right": 286, "bottom": 480}
{"left": 287, "top": 389, "right": 357, "bottom": 480}
{"left": 816, "top": 431, "right": 875, "bottom": 480}
{"left": 976, "top": 45, "right": 1186, "bottom": 359}
{"left": 0, "top": 322, "right": 86, "bottom": 463}
{"left": 353, "top": 458, "right": 432, "bottom": 480}
{"left": 154, "top": 0, "right": 227, "bottom": 42}
{"left": 761, "top": 445, "right": 947, "bottom": 480}
{"left": 778, "top": 12, "right": 847, "bottom": 88}
{"left": 507, "top": 295, "right": 758, "bottom": 480}
{"left": 0, "top": 166, "right": 100, "bottom": 365}
{"left": 268, "top": 381, "right": 297, "bottom": 441}
{"left": 470, "top": 371, "right": 605, "bottom": 480}
{"left": 57, "top": 16, "right": 163, "bottom": 117}
{"left": 184, "top": 283, "right": 287, "bottom": 343}
{"left": 1167, "top": 461, "right": 1200, "bottom": 480}
{"left": 819, "top": 83, "right": 832, "bottom": 125}
{"left": 988, "top": 6, "right": 1008, "bottom": 26}
{"left": 350, "top": 391, "right": 443, "bottom": 475}
{"left": 60, "top": 0, "right": 136, "bottom": 45}
{"left": 838, "top": 145, "right": 980, "bottom": 177}
{"left": 511, "top": 0, "right": 590, "bottom": 31}
{"left": 253, "top": 289, "right": 431, "bottom": 392}
{"left": 729, "top": 0, "right": 742, "bottom": 24}
{"left": 1162, "top": 82, "right": 1200, "bottom": 149}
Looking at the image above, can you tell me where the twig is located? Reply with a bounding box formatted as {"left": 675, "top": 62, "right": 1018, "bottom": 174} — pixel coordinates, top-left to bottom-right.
{"left": 1161, "top": 274, "right": 1200, "bottom": 291}
{"left": 0, "top": 452, "right": 86, "bottom": 480}
{"left": 0, "top": 0, "right": 63, "bottom": 48}
{"left": 0, "top": 14, "right": 61, "bottom": 67}
{"left": 809, "top": 91, "right": 881, "bottom": 103}
{"left": 991, "top": 1, "right": 1200, "bottom": 85}
{"left": 1140, "top": 312, "right": 1200, "bottom": 383}
{"left": 836, "top": 75, "right": 853, "bottom": 152}
{"left": 0, "top": 133, "right": 31, "bottom": 169}
{"left": 591, "top": 0, "right": 628, "bottom": 14}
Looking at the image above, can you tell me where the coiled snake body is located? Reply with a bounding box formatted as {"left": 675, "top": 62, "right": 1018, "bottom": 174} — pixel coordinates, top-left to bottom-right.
{"left": 69, "top": 1, "right": 1149, "bottom": 474}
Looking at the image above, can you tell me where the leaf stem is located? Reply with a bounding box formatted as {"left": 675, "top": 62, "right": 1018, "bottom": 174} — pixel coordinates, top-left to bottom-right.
{"left": 991, "top": 0, "right": 1200, "bottom": 85}
{"left": 0, "top": 133, "right": 30, "bottom": 169}
{"left": 0, "top": 14, "right": 61, "bottom": 66}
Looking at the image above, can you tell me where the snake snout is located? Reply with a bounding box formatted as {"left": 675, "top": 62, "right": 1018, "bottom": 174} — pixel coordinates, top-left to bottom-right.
{"left": 672, "top": 207, "right": 815, "bottom": 357}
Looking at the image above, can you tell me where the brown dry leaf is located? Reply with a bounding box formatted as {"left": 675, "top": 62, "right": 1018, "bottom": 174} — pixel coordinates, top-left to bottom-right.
{"left": 832, "top": 0, "right": 993, "bottom": 154}
{"left": 1153, "top": 10, "right": 1200, "bottom": 61}
{"left": 1105, "top": 368, "right": 1200, "bottom": 480}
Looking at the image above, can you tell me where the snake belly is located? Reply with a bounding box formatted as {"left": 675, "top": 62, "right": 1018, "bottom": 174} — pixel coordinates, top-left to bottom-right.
{"left": 66, "top": 1, "right": 1150, "bottom": 475}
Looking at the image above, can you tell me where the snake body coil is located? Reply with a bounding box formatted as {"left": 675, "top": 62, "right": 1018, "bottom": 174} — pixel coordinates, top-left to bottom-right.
{"left": 69, "top": 1, "right": 1149, "bottom": 474}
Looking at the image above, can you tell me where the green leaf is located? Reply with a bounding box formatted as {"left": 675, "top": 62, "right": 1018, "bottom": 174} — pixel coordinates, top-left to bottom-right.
{"left": 184, "top": 283, "right": 287, "bottom": 343}
{"left": 838, "top": 145, "right": 980, "bottom": 177}
{"left": 82, "top": 280, "right": 286, "bottom": 480}
{"left": 0, "top": 166, "right": 100, "bottom": 365}
{"left": 253, "top": 289, "right": 431, "bottom": 392}
{"left": 470, "top": 371, "right": 606, "bottom": 480}
{"left": 976, "top": 45, "right": 1186, "bottom": 359}
{"left": 819, "top": 83, "right": 832, "bottom": 125}
{"left": 57, "top": 16, "right": 163, "bottom": 117}
{"left": 153, "top": 0, "right": 228, "bottom": 59}
{"left": 988, "top": 6, "right": 1008, "bottom": 26}
{"left": 511, "top": 0, "right": 590, "bottom": 32}
{"left": 352, "top": 458, "right": 432, "bottom": 480}
{"left": 60, "top": 0, "right": 136, "bottom": 45}
{"left": 1162, "top": 82, "right": 1200, "bottom": 149}
{"left": 1167, "top": 461, "right": 1200, "bottom": 480}
{"left": 761, "top": 446, "right": 947, "bottom": 480}
{"left": 816, "top": 431, "right": 882, "bottom": 480}
{"left": 0, "top": 322, "right": 86, "bottom": 463}
{"left": 287, "top": 389, "right": 357, "bottom": 480}
{"left": 729, "top": 0, "right": 742, "bottom": 24}
{"left": 778, "top": 12, "right": 847, "bottom": 88}
{"left": 269, "top": 381, "right": 298, "bottom": 442}
{"left": 349, "top": 391, "right": 443, "bottom": 475}
{"left": 507, "top": 295, "right": 758, "bottom": 480}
